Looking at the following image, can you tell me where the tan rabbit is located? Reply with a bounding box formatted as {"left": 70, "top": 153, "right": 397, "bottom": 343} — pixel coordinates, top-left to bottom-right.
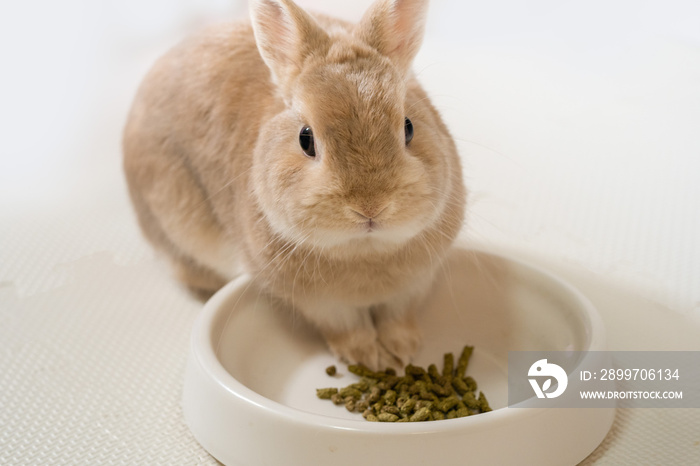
{"left": 123, "top": 0, "right": 466, "bottom": 370}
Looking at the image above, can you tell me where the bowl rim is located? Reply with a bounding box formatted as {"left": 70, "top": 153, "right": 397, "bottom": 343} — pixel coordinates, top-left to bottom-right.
{"left": 190, "top": 248, "right": 607, "bottom": 434}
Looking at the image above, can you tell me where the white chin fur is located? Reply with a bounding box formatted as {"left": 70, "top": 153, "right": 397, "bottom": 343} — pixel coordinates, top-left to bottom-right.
{"left": 306, "top": 222, "right": 424, "bottom": 252}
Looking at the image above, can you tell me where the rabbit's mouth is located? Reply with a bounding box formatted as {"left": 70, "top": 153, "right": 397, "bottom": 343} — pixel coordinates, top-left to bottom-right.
{"left": 357, "top": 216, "right": 379, "bottom": 233}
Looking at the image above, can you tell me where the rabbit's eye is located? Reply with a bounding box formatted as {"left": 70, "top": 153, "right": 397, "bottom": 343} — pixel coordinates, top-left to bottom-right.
{"left": 404, "top": 117, "right": 414, "bottom": 145}
{"left": 299, "top": 125, "right": 316, "bottom": 157}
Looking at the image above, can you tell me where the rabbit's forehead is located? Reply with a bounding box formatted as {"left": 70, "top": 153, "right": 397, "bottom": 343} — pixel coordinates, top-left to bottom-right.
{"left": 342, "top": 65, "right": 394, "bottom": 101}
{"left": 296, "top": 61, "right": 406, "bottom": 127}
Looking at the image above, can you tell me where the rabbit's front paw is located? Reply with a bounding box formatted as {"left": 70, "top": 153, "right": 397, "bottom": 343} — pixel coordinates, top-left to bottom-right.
{"left": 323, "top": 326, "right": 400, "bottom": 371}
{"left": 377, "top": 316, "right": 422, "bottom": 368}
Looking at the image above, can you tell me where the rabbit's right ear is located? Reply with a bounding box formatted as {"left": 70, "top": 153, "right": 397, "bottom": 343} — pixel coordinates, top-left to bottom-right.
{"left": 357, "top": 0, "right": 429, "bottom": 77}
{"left": 250, "top": 0, "right": 329, "bottom": 94}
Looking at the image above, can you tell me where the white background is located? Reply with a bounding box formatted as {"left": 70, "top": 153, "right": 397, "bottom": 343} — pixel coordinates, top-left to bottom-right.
{"left": 1, "top": 0, "right": 699, "bottom": 464}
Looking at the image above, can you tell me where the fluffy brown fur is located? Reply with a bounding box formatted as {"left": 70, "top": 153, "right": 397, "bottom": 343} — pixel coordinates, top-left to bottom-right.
{"left": 123, "top": 0, "right": 466, "bottom": 369}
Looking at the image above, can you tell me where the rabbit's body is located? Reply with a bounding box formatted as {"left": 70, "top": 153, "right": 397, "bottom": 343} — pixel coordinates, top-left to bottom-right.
{"left": 124, "top": 0, "right": 466, "bottom": 369}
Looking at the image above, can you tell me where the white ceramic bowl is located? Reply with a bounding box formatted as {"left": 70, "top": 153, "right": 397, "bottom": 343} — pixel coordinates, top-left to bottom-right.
{"left": 183, "top": 248, "right": 615, "bottom": 465}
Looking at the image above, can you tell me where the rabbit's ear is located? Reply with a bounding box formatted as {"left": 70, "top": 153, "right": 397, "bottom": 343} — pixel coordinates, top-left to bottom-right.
{"left": 357, "top": 0, "right": 428, "bottom": 76}
{"left": 250, "top": 0, "right": 329, "bottom": 90}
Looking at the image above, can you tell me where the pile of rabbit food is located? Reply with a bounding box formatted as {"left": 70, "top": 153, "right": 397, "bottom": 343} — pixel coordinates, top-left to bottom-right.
{"left": 316, "top": 345, "right": 491, "bottom": 422}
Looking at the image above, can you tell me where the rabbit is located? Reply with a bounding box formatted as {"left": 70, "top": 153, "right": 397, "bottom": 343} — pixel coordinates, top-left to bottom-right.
{"left": 123, "top": 0, "right": 466, "bottom": 370}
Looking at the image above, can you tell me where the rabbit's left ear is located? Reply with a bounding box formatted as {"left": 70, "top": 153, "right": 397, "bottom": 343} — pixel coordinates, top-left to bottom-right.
{"left": 356, "top": 0, "right": 429, "bottom": 76}
{"left": 249, "top": 0, "right": 329, "bottom": 90}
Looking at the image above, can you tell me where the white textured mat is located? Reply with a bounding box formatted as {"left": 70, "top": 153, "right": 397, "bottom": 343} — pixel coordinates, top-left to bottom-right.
{"left": 2, "top": 0, "right": 699, "bottom": 464}
{"left": 0, "top": 240, "right": 214, "bottom": 463}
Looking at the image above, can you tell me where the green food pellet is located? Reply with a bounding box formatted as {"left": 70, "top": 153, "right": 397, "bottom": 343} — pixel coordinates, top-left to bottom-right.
{"left": 409, "top": 380, "right": 425, "bottom": 395}
{"left": 405, "top": 364, "right": 427, "bottom": 379}
{"left": 443, "top": 353, "right": 454, "bottom": 377}
{"left": 415, "top": 400, "right": 434, "bottom": 411}
{"left": 350, "top": 380, "right": 370, "bottom": 392}
{"left": 456, "top": 345, "right": 474, "bottom": 379}
{"left": 345, "top": 399, "right": 356, "bottom": 412}
{"left": 430, "top": 382, "right": 450, "bottom": 397}
{"left": 381, "top": 405, "right": 400, "bottom": 416}
{"left": 378, "top": 376, "right": 400, "bottom": 390}
{"left": 383, "top": 376, "right": 400, "bottom": 390}
{"left": 437, "top": 396, "right": 459, "bottom": 413}
{"left": 382, "top": 389, "right": 397, "bottom": 405}
{"left": 339, "top": 387, "right": 363, "bottom": 399}
{"left": 478, "top": 391, "right": 492, "bottom": 412}
{"left": 316, "top": 388, "right": 338, "bottom": 399}
{"left": 356, "top": 400, "right": 370, "bottom": 412}
{"left": 394, "top": 379, "right": 410, "bottom": 394}
{"left": 348, "top": 364, "right": 380, "bottom": 379}
{"left": 371, "top": 401, "right": 385, "bottom": 414}
{"left": 396, "top": 395, "right": 409, "bottom": 408}
{"left": 462, "top": 392, "right": 480, "bottom": 410}
{"left": 326, "top": 365, "right": 337, "bottom": 376}
{"left": 419, "top": 388, "right": 438, "bottom": 402}
{"left": 367, "top": 385, "right": 382, "bottom": 403}
{"left": 464, "top": 376, "right": 477, "bottom": 392}
{"left": 451, "top": 377, "right": 469, "bottom": 396}
{"left": 399, "top": 397, "right": 417, "bottom": 415}
{"left": 428, "top": 364, "right": 441, "bottom": 381}
{"left": 377, "top": 412, "right": 399, "bottom": 422}
{"left": 410, "top": 407, "right": 432, "bottom": 422}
